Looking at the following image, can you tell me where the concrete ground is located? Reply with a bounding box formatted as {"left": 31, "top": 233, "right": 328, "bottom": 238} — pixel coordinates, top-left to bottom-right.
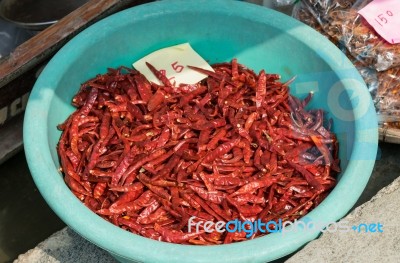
{"left": 286, "top": 175, "right": 400, "bottom": 263}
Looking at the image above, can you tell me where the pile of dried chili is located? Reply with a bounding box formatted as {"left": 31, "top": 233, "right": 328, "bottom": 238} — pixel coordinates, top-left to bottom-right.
{"left": 57, "top": 59, "right": 340, "bottom": 244}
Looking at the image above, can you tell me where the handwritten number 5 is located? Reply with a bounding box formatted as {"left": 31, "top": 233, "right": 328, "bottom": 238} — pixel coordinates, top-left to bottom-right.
{"left": 378, "top": 14, "right": 388, "bottom": 24}
{"left": 375, "top": 11, "right": 393, "bottom": 26}
{"left": 171, "top": 61, "right": 184, "bottom": 73}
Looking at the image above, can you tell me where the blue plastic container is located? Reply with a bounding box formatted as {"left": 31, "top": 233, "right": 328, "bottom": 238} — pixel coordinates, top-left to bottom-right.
{"left": 23, "top": 0, "right": 378, "bottom": 262}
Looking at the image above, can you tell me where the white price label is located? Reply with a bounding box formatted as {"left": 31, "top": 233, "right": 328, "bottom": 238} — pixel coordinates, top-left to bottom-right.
{"left": 132, "top": 43, "right": 214, "bottom": 86}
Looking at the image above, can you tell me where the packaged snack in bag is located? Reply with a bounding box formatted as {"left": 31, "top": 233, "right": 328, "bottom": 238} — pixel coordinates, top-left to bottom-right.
{"left": 292, "top": 1, "right": 322, "bottom": 31}
{"left": 272, "top": 0, "right": 297, "bottom": 6}
{"left": 302, "top": 0, "right": 356, "bottom": 21}
{"left": 292, "top": 1, "right": 400, "bottom": 124}
{"left": 302, "top": 0, "right": 400, "bottom": 71}
{"left": 292, "top": 2, "right": 378, "bottom": 97}
{"left": 376, "top": 67, "right": 400, "bottom": 123}
{"left": 292, "top": 1, "right": 340, "bottom": 47}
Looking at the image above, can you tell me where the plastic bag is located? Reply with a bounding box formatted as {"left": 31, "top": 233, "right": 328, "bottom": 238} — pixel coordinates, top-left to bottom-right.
{"left": 302, "top": 0, "right": 355, "bottom": 17}
{"left": 292, "top": 1, "right": 338, "bottom": 46}
{"left": 375, "top": 68, "right": 400, "bottom": 123}
{"left": 292, "top": 1, "right": 321, "bottom": 30}
{"left": 0, "top": 18, "right": 33, "bottom": 60}
{"left": 292, "top": 1, "right": 400, "bottom": 123}
{"left": 272, "top": 0, "right": 297, "bottom": 6}
{"left": 292, "top": 1, "right": 378, "bottom": 100}
{"left": 300, "top": 0, "right": 400, "bottom": 71}
{"left": 324, "top": 0, "right": 400, "bottom": 71}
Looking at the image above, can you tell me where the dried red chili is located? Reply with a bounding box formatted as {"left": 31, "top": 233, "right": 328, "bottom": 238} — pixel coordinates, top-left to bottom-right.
{"left": 57, "top": 58, "right": 340, "bottom": 244}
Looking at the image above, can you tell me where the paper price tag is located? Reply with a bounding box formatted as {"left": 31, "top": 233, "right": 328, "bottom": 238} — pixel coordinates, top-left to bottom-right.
{"left": 358, "top": 0, "right": 400, "bottom": 44}
{"left": 133, "top": 43, "right": 214, "bottom": 86}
